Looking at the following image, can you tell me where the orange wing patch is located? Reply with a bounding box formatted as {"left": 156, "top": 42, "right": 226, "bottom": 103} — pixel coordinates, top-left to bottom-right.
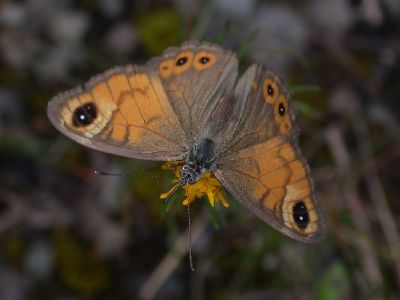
{"left": 230, "top": 138, "right": 319, "bottom": 235}
{"left": 273, "top": 95, "right": 292, "bottom": 135}
{"left": 57, "top": 69, "right": 186, "bottom": 157}
{"left": 193, "top": 51, "right": 217, "bottom": 71}
{"left": 158, "top": 49, "right": 217, "bottom": 77}
{"left": 173, "top": 51, "right": 193, "bottom": 75}
{"left": 263, "top": 78, "right": 280, "bottom": 104}
{"left": 158, "top": 59, "right": 174, "bottom": 78}
{"left": 261, "top": 77, "right": 293, "bottom": 135}
{"left": 99, "top": 73, "right": 183, "bottom": 150}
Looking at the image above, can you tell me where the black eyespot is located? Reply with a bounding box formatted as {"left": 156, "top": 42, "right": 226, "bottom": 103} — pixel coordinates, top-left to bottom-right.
{"left": 278, "top": 102, "right": 285, "bottom": 116}
{"left": 176, "top": 56, "right": 188, "bottom": 66}
{"left": 72, "top": 102, "right": 97, "bottom": 127}
{"left": 292, "top": 201, "right": 309, "bottom": 230}
{"left": 199, "top": 56, "right": 210, "bottom": 64}
{"left": 267, "top": 84, "right": 274, "bottom": 96}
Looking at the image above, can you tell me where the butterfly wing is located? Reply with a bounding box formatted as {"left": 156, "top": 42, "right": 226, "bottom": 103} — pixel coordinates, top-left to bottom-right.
{"left": 215, "top": 64, "right": 326, "bottom": 242}
{"left": 48, "top": 65, "right": 189, "bottom": 161}
{"left": 145, "top": 41, "right": 238, "bottom": 144}
{"left": 47, "top": 41, "right": 238, "bottom": 161}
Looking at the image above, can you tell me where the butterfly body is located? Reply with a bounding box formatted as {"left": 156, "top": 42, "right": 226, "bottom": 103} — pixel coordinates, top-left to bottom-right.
{"left": 181, "top": 138, "right": 217, "bottom": 185}
{"left": 48, "top": 41, "right": 325, "bottom": 243}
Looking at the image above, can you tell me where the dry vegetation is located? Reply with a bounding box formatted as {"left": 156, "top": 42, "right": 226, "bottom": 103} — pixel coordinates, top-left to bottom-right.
{"left": 0, "top": 0, "right": 399, "bottom": 299}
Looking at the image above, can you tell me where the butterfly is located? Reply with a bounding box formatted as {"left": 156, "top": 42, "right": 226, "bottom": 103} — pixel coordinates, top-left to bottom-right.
{"left": 47, "top": 41, "right": 326, "bottom": 243}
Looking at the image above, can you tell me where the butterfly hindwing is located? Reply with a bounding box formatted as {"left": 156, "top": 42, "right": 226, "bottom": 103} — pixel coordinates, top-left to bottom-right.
{"left": 215, "top": 65, "right": 326, "bottom": 242}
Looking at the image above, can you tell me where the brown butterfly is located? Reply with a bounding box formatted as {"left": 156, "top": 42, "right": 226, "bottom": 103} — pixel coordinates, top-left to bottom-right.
{"left": 47, "top": 41, "right": 326, "bottom": 242}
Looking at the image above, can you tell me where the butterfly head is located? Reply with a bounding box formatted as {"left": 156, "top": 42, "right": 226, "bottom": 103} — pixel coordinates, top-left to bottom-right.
{"left": 162, "top": 138, "right": 219, "bottom": 203}
{"left": 179, "top": 164, "right": 202, "bottom": 185}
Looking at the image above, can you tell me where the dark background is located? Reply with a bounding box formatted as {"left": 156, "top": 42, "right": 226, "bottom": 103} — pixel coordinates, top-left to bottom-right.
{"left": 1, "top": 0, "right": 399, "bottom": 299}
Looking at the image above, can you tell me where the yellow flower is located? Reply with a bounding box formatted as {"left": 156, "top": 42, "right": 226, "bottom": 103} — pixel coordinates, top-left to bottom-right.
{"left": 160, "top": 161, "right": 230, "bottom": 207}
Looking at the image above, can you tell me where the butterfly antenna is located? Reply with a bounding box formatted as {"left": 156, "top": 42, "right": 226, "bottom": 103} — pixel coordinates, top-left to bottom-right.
{"left": 187, "top": 203, "right": 195, "bottom": 272}
{"left": 94, "top": 170, "right": 123, "bottom": 176}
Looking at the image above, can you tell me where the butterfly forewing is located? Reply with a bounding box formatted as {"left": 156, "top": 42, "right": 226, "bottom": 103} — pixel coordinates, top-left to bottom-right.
{"left": 47, "top": 41, "right": 238, "bottom": 161}
{"left": 145, "top": 41, "right": 239, "bottom": 143}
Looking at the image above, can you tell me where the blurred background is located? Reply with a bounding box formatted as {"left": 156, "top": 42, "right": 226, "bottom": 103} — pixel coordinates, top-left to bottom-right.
{"left": 1, "top": 0, "right": 399, "bottom": 299}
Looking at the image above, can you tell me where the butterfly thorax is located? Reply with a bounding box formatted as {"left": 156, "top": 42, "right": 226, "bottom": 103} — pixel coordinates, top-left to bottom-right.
{"left": 180, "top": 138, "right": 217, "bottom": 185}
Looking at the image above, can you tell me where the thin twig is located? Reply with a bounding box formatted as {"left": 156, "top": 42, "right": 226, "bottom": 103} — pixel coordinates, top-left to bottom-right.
{"left": 138, "top": 213, "right": 209, "bottom": 300}
{"left": 352, "top": 112, "right": 400, "bottom": 288}
{"left": 325, "top": 126, "right": 383, "bottom": 292}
